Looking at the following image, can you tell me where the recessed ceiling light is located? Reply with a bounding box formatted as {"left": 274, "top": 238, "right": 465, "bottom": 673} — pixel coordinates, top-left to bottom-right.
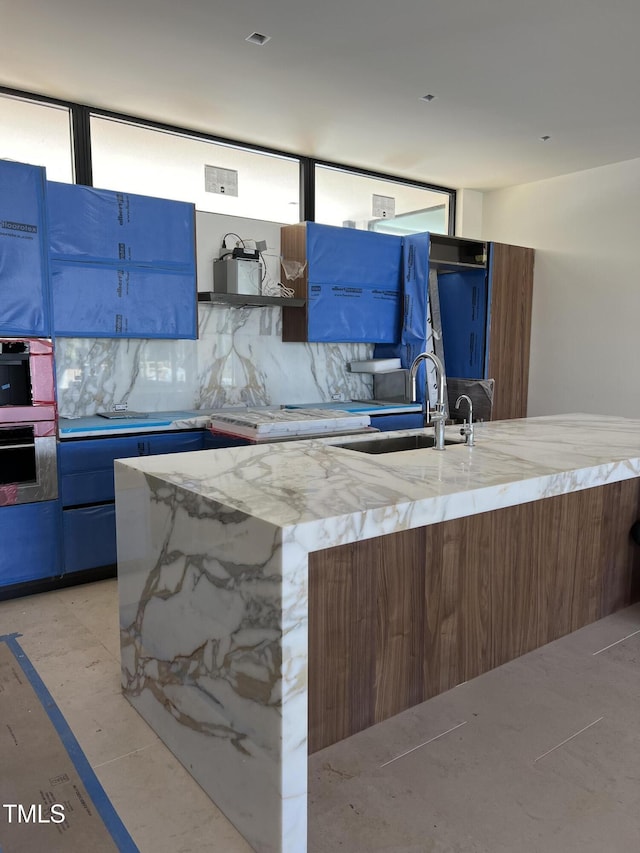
{"left": 540, "top": 135, "right": 552, "bottom": 142}
{"left": 246, "top": 32, "right": 271, "bottom": 46}
{"left": 420, "top": 94, "right": 437, "bottom": 102}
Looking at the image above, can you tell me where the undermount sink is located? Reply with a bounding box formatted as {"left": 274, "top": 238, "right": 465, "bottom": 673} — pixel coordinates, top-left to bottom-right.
{"left": 334, "top": 434, "right": 462, "bottom": 454}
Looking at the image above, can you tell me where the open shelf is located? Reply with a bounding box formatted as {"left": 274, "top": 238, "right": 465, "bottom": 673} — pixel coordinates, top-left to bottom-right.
{"left": 198, "top": 292, "right": 306, "bottom": 309}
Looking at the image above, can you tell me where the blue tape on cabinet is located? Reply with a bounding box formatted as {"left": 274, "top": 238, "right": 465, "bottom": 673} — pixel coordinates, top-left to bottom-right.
{"left": 47, "top": 182, "right": 196, "bottom": 270}
{"left": 438, "top": 269, "right": 487, "bottom": 379}
{"left": 62, "top": 505, "right": 116, "bottom": 573}
{"left": 51, "top": 261, "right": 197, "bottom": 338}
{"left": 0, "top": 501, "right": 62, "bottom": 587}
{"left": 0, "top": 160, "right": 51, "bottom": 336}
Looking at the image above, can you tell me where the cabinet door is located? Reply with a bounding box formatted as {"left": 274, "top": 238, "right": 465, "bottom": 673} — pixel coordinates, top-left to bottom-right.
{"left": 282, "top": 223, "right": 402, "bottom": 343}
{"left": 0, "top": 501, "right": 62, "bottom": 587}
{"left": 0, "top": 161, "right": 51, "bottom": 337}
{"left": 47, "top": 182, "right": 196, "bottom": 269}
{"left": 51, "top": 261, "right": 197, "bottom": 339}
{"left": 486, "top": 243, "right": 535, "bottom": 420}
{"left": 59, "top": 431, "right": 204, "bottom": 506}
{"left": 62, "top": 504, "right": 116, "bottom": 573}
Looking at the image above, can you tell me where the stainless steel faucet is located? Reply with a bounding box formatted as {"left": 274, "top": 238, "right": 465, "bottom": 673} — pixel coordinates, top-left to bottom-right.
{"left": 455, "top": 393, "right": 474, "bottom": 446}
{"left": 409, "top": 351, "right": 447, "bottom": 450}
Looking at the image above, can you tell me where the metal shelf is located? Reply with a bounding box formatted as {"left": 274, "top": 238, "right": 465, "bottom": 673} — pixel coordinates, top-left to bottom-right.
{"left": 198, "top": 292, "right": 306, "bottom": 309}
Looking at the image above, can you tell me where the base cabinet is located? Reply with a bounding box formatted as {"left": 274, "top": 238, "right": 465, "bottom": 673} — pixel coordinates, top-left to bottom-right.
{"left": 58, "top": 430, "right": 247, "bottom": 574}
{"left": 62, "top": 504, "right": 117, "bottom": 574}
{"left": 0, "top": 501, "right": 63, "bottom": 588}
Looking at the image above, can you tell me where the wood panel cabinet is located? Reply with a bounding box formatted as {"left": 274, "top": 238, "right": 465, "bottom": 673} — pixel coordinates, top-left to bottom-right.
{"left": 308, "top": 479, "right": 640, "bottom": 753}
{"left": 486, "top": 242, "right": 535, "bottom": 420}
{"left": 281, "top": 222, "right": 402, "bottom": 343}
{"left": 282, "top": 225, "right": 535, "bottom": 419}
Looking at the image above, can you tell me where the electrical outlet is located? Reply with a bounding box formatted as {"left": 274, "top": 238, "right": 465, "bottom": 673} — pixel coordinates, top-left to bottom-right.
{"left": 113, "top": 403, "right": 128, "bottom": 412}
{"left": 331, "top": 393, "right": 343, "bottom": 402}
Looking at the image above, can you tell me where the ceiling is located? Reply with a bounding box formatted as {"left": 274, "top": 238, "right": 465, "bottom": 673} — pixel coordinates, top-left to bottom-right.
{"left": 4, "top": 0, "right": 640, "bottom": 191}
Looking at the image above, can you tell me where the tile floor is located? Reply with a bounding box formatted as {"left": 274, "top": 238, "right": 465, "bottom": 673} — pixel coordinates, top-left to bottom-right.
{"left": 1, "top": 579, "right": 639, "bottom": 852}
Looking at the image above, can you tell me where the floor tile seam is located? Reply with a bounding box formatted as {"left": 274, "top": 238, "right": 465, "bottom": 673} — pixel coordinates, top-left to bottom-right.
{"left": 92, "top": 741, "right": 160, "bottom": 770}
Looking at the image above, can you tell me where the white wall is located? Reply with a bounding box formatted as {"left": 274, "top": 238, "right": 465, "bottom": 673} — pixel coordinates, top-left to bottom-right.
{"left": 482, "top": 157, "right": 640, "bottom": 418}
{"left": 456, "top": 189, "right": 483, "bottom": 239}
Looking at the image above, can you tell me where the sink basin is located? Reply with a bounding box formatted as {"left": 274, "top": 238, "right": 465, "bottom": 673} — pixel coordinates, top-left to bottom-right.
{"left": 334, "top": 434, "right": 462, "bottom": 454}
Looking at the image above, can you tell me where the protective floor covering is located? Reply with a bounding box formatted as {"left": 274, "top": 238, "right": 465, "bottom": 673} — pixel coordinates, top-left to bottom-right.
{"left": 0, "top": 633, "right": 137, "bottom": 853}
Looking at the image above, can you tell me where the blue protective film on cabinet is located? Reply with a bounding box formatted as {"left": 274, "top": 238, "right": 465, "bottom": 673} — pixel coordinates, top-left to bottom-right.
{"left": 0, "top": 160, "right": 51, "bottom": 336}
{"left": 438, "top": 268, "right": 487, "bottom": 378}
{"left": 307, "top": 282, "right": 401, "bottom": 343}
{"left": 47, "top": 181, "right": 196, "bottom": 270}
{"left": 306, "top": 223, "right": 402, "bottom": 342}
{"left": 0, "top": 501, "right": 62, "bottom": 587}
{"left": 51, "top": 261, "right": 197, "bottom": 338}
{"left": 374, "top": 232, "right": 431, "bottom": 401}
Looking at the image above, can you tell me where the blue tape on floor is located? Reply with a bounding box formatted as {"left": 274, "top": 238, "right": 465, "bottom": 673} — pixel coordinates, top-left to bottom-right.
{"left": 0, "top": 632, "right": 138, "bottom": 852}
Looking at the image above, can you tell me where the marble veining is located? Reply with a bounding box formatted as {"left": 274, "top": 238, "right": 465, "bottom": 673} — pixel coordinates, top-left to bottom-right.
{"left": 116, "top": 414, "right": 640, "bottom": 853}
{"left": 56, "top": 305, "right": 374, "bottom": 417}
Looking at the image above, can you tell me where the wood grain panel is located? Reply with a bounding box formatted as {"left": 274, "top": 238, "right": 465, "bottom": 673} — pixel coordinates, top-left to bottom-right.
{"left": 308, "top": 480, "right": 640, "bottom": 753}
{"left": 280, "top": 223, "right": 309, "bottom": 342}
{"left": 487, "top": 243, "right": 535, "bottom": 420}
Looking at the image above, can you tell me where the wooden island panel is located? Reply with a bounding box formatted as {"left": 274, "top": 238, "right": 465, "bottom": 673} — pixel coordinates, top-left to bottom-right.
{"left": 308, "top": 479, "right": 640, "bottom": 753}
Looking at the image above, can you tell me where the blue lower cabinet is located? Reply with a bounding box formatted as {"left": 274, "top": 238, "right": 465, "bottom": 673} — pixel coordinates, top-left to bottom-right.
{"left": 202, "top": 432, "right": 249, "bottom": 450}
{"left": 59, "top": 431, "right": 205, "bottom": 506}
{"left": 62, "top": 505, "right": 116, "bottom": 574}
{"left": 58, "top": 429, "right": 241, "bottom": 573}
{"left": 0, "top": 501, "right": 63, "bottom": 587}
{"left": 371, "top": 413, "right": 424, "bottom": 432}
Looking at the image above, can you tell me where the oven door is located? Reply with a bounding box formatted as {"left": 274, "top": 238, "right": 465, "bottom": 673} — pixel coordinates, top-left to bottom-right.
{"left": 0, "top": 422, "right": 58, "bottom": 505}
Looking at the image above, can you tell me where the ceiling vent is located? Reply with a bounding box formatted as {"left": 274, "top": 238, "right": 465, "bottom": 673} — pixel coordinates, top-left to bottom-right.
{"left": 246, "top": 32, "right": 271, "bottom": 46}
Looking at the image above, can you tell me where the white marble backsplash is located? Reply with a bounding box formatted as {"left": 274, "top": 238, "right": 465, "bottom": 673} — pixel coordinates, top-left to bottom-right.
{"left": 55, "top": 304, "right": 374, "bottom": 417}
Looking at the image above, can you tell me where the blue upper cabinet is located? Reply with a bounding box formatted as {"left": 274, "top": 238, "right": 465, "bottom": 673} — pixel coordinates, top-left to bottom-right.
{"left": 47, "top": 182, "right": 196, "bottom": 269}
{"left": 50, "top": 261, "right": 197, "bottom": 338}
{"left": 281, "top": 222, "right": 402, "bottom": 343}
{"left": 0, "top": 160, "right": 51, "bottom": 336}
{"left": 47, "top": 182, "right": 197, "bottom": 339}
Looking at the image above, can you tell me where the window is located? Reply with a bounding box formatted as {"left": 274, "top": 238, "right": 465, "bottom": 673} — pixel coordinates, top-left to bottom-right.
{"left": 0, "top": 92, "right": 73, "bottom": 182}
{"left": 314, "top": 163, "right": 452, "bottom": 235}
{"left": 90, "top": 115, "right": 300, "bottom": 223}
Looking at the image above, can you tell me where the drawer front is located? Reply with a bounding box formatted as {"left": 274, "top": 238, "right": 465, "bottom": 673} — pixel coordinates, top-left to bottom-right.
{"left": 62, "top": 505, "right": 116, "bottom": 573}
{"left": 59, "top": 431, "right": 205, "bottom": 506}
{"left": 0, "top": 501, "right": 62, "bottom": 587}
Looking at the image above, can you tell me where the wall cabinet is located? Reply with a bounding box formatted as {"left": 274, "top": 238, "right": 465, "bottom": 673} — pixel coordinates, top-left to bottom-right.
{"left": 47, "top": 182, "right": 198, "bottom": 340}
{"left": 281, "top": 224, "right": 534, "bottom": 419}
{"left": 0, "top": 160, "right": 51, "bottom": 337}
{"left": 281, "top": 222, "right": 402, "bottom": 343}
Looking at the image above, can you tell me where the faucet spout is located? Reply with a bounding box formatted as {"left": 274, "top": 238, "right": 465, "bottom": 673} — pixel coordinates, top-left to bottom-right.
{"left": 409, "top": 351, "right": 447, "bottom": 449}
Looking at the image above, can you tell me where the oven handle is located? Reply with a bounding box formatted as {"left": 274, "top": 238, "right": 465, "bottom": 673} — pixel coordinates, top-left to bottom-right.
{"left": 0, "top": 443, "right": 34, "bottom": 451}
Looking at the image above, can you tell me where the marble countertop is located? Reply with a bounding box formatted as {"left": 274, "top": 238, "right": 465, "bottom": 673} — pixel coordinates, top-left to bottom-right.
{"left": 58, "top": 400, "right": 420, "bottom": 438}
{"left": 115, "top": 414, "right": 640, "bottom": 544}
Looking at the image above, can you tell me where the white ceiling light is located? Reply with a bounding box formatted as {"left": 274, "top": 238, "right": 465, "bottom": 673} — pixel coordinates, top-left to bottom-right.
{"left": 246, "top": 32, "right": 271, "bottom": 46}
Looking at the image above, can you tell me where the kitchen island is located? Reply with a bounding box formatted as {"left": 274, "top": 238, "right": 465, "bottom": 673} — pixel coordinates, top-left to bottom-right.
{"left": 115, "top": 414, "right": 640, "bottom": 853}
